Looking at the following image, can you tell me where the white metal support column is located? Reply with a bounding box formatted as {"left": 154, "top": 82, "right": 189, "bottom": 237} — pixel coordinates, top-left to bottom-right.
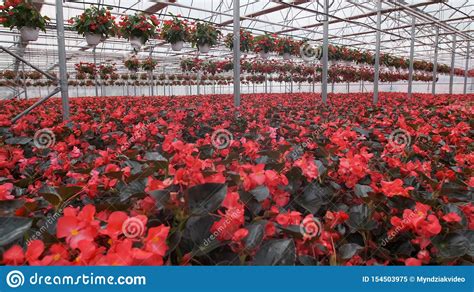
{"left": 93, "top": 47, "right": 99, "bottom": 97}
{"left": 408, "top": 16, "right": 416, "bottom": 98}
{"left": 464, "top": 41, "right": 470, "bottom": 94}
{"left": 449, "top": 35, "right": 456, "bottom": 94}
{"left": 321, "top": 0, "right": 329, "bottom": 104}
{"left": 432, "top": 26, "right": 439, "bottom": 95}
{"left": 373, "top": 0, "right": 382, "bottom": 104}
{"left": 233, "top": 0, "right": 241, "bottom": 107}
{"left": 56, "top": 0, "right": 70, "bottom": 121}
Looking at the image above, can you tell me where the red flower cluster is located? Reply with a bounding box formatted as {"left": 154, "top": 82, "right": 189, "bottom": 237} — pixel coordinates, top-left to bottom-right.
{"left": 0, "top": 92, "right": 472, "bottom": 266}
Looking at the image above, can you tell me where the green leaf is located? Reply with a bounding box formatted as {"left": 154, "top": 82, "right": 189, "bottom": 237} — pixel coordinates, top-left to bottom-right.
{"left": 338, "top": 243, "right": 363, "bottom": 259}
{"left": 315, "top": 160, "right": 327, "bottom": 176}
{"left": 249, "top": 185, "right": 270, "bottom": 202}
{"left": 354, "top": 184, "right": 373, "bottom": 198}
{"left": 432, "top": 232, "right": 469, "bottom": 259}
{"left": 253, "top": 239, "right": 296, "bottom": 266}
{"left": 347, "top": 204, "right": 377, "bottom": 231}
{"left": 38, "top": 186, "right": 62, "bottom": 207}
{"left": 186, "top": 183, "right": 227, "bottom": 215}
{"left": 184, "top": 214, "right": 218, "bottom": 252}
{"left": 5, "top": 137, "right": 32, "bottom": 145}
{"left": 147, "top": 189, "right": 170, "bottom": 210}
{"left": 0, "top": 200, "right": 24, "bottom": 217}
{"left": 244, "top": 221, "right": 265, "bottom": 250}
{"left": 144, "top": 151, "right": 167, "bottom": 162}
{"left": 295, "top": 182, "right": 333, "bottom": 214}
{"left": 298, "top": 255, "right": 319, "bottom": 265}
{"left": 118, "top": 179, "right": 147, "bottom": 202}
{"left": 57, "top": 186, "right": 83, "bottom": 199}
{"left": 440, "top": 182, "right": 472, "bottom": 201}
{"left": 0, "top": 217, "right": 32, "bottom": 246}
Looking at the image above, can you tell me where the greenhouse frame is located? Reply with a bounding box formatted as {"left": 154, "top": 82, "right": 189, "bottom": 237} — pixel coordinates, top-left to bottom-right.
{"left": 0, "top": 0, "right": 472, "bottom": 121}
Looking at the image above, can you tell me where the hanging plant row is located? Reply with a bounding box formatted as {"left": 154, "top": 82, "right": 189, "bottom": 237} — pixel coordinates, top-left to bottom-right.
{"left": 179, "top": 58, "right": 470, "bottom": 77}
{"left": 0, "top": 64, "right": 437, "bottom": 89}
{"left": 0, "top": 1, "right": 470, "bottom": 76}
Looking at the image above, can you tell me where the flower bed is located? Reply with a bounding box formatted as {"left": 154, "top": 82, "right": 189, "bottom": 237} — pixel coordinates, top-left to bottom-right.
{"left": 0, "top": 92, "right": 472, "bottom": 266}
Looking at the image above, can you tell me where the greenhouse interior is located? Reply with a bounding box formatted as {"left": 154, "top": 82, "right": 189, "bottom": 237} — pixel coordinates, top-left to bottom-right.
{"left": 0, "top": 0, "right": 472, "bottom": 267}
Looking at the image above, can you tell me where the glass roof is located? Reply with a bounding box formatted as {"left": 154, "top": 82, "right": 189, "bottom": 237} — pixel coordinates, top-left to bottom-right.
{"left": 0, "top": 0, "right": 472, "bottom": 74}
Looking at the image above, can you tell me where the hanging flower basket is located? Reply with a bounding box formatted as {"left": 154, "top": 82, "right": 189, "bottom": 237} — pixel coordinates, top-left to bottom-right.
{"left": 20, "top": 26, "right": 39, "bottom": 41}
{"left": 224, "top": 29, "right": 254, "bottom": 53}
{"left": 118, "top": 12, "right": 159, "bottom": 49}
{"left": 0, "top": 0, "right": 49, "bottom": 42}
{"left": 171, "top": 41, "right": 184, "bottom": 51}
{"left": 191, "top": 22, "right": 221, "bottom": 54}
{"left": 198, "top": 43, "right": 210, "bottom": 54}
{"left": 124, "top": 57, "right": 140, "bottom": 72}
{"left": 253, "top": 34, "right": 276, "bottom": 57}
{"left": 275, "top": 37, "right": 297, "bottom": 60}
{"left": 142, "top": 57, "right": 158, "bottom": 71}
{"left": 160, "top": 15, "right": 190, "bottom": 51}
{"left": 85, "top": 33, "right": 102, "bottom": 46}
{"left": 259, "top": 52, "right": 269, "bottom": 59}
{"left": 130, "top": 36, "right": 145, "bottom": 50}
{"left": 74, "top": 62, "right": 97, "bottom": 75}
{"left": 69, "top": 6, "right": 116, "bottom": 46}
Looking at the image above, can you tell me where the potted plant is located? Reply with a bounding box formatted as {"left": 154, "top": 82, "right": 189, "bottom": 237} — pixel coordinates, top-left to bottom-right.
{"left": 69, "top": 6, "right": 116, "bottom": 46}
{"left": 124, "top": 56, "right": 140, "bottom": 72}
{"left": 160, "top": 15, "right": 190, "bottom": 51}
{"left": 98, "top": 63, "right": 116, "bottom": 79}
{"left": 2, "top": 70, "right": 16, "bottom": 80}
{"left": 190, "top": 22, "right": 221, "bottom": 54}
{"left": 28, "top": 71, "right": 42, "bottom": 80}
{"left": 224, "top": 29, "right": 254, "bottom": 53}
{"left": 275, "top": 37, "right": 297, "bottom": 60}
{"left": 142, "top": 57, "right": 157, "bottom": 71}
{"left": 0, "top": 0, "right": 49, "bottom": 42}
{"left": 118, "top": 13, "right": 159, "bottom": 50}
{"left": 180, "top": 58, "right": 199, "bottom": 72}
{"left": 74, "top": 62, "right": 96, "bottom": 75}
{"left": 253, "top": 34, "right": 276, "bottom": 59}
{"left": 99, "top": 63, "right": 116, "bottom": 75}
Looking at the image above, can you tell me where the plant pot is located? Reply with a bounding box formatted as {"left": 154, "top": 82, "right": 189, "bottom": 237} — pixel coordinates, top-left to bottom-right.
{"left": 130, "top": 36, "right": 145, "bottom": 50}
{"left": 20, "top": 27, "right": 39, "bottom": 42}
{"left": 85, "top": 33, "right": 102, "bottom": 46}
{"left": 282, "top": 53, "right": 291, "bottom": 60}
{"left": 198, "top": 43, "right": 211, "bottom": 54}
{"left": 260, "top": 51, "right": 269, "bottom": 59}
{"left": 171, "top": 41, "right": 184, "bottom": 51}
